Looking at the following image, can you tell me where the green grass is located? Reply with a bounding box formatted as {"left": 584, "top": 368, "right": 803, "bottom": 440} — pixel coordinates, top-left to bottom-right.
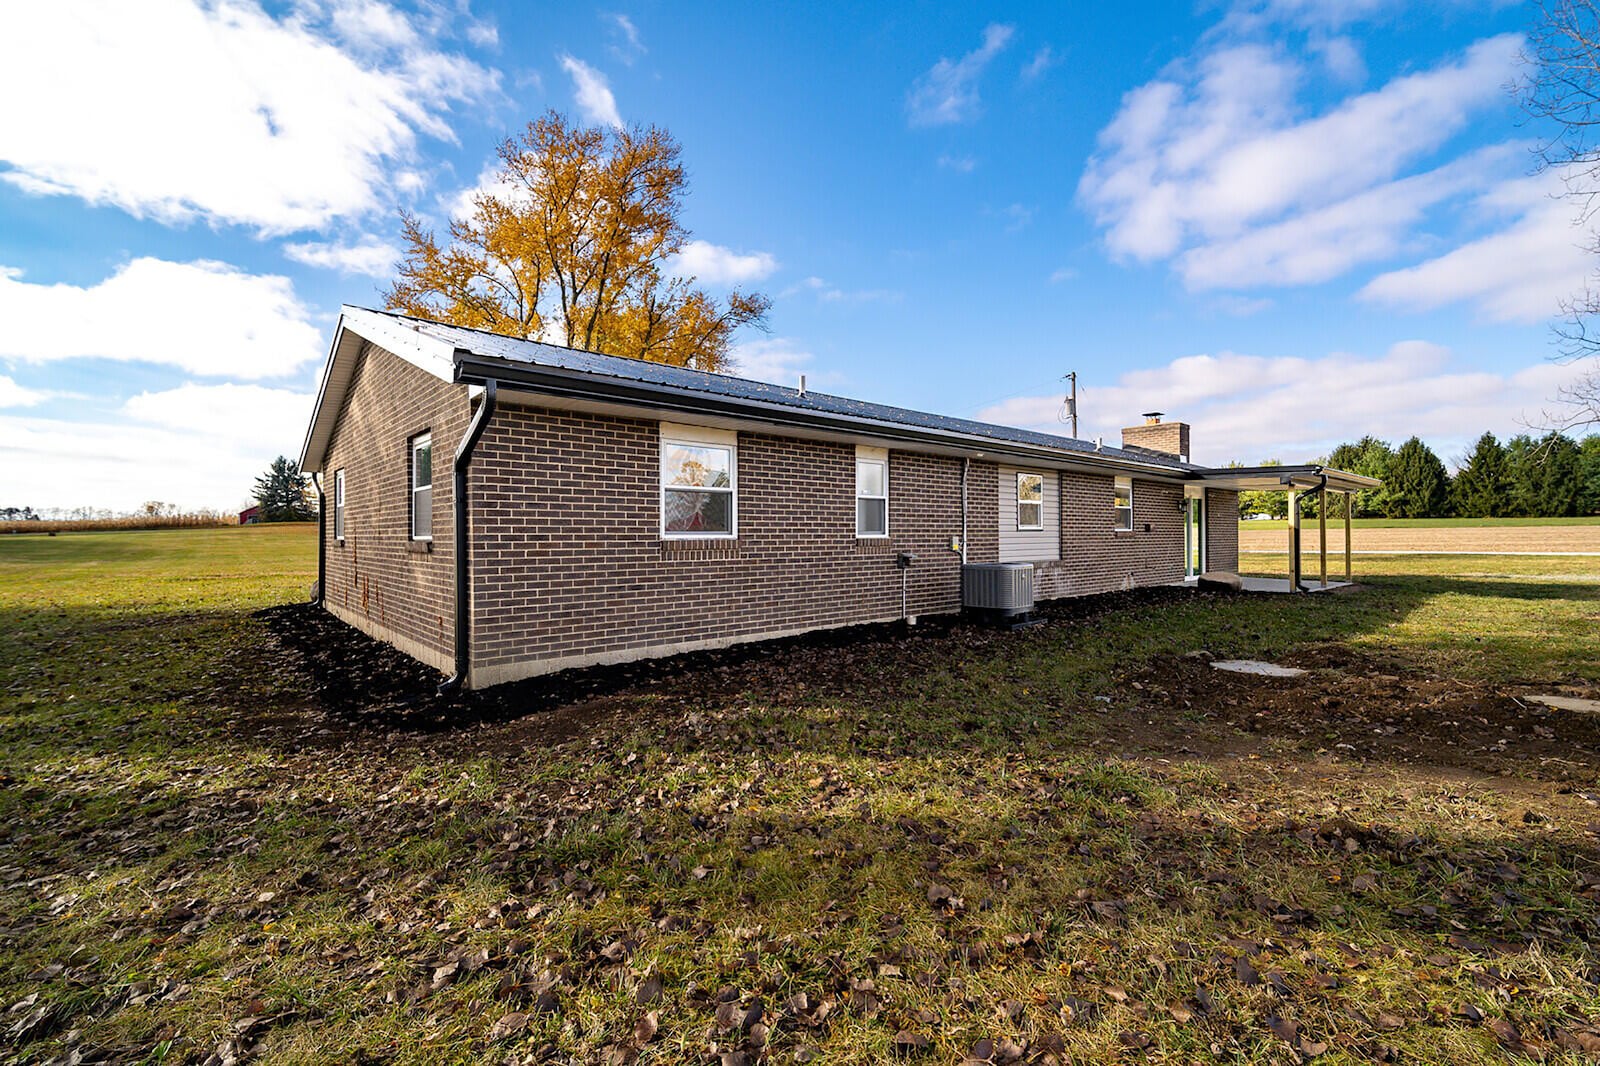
{"left": 1242, "top": 515, "right": 1600, "bottom": 531}
{"left": 3, "top": 525, "right": 1599, "bottom": 1063}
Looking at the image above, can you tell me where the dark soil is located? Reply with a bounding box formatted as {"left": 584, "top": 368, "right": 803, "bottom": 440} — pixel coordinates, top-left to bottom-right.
{"left": 259, "top": 588, "right": 1600, "bottom": 783}
{"left": 1119, "top": 651, "right": 1600, "bottom": 782}
{"left": 257, "top": 586, "right": 1209, "bottom": 734}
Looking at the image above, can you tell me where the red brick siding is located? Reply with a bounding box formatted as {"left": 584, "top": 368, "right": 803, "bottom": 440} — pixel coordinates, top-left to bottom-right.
{"left": 1205, "top": 489, "right": 1240, "bottom": 572}
{"left": 465, "top": 404, "right": 973, "bottom": 684}
{"left": 318, "top": 344, "right": 471, "bottom": 671}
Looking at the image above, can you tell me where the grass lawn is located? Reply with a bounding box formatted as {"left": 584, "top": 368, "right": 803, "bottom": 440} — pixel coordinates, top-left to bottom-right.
{"left": 3, "top": 526, "right": 1600, "bottom": 1063}
{"left": 1241, "top": 516, "right": 1600, "bottom": 532}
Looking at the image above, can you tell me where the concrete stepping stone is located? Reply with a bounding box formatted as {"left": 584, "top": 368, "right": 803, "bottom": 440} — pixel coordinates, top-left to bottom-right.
{"left": 1210, "top": 659, "right": 1307, "bottom": 678}
{"left": 1526, "top": 694, "right": 1600, "bottom": 714}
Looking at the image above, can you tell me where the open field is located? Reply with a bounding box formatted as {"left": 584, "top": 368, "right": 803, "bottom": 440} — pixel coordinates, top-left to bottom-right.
{"left": 3, "top": 526, "right": 1600, "bottom": 1063}
{"left": 1244, "top": 518, "right": 1600, "bottom": 530}
{"left": 1240, "top": 520, "right": 1600, "bottom": 556}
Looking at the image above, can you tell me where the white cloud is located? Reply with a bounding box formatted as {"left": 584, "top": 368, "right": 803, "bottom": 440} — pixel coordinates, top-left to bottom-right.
{"left": 669, "top": 240, "right": 778, "bottom": 285}
{"left": 938, "top": 154, "right": 978, "bottom": 173}
{"left": 0, "top": 1, "right": 498, "bottom": 234}
{"left": 606, "top": 13, "right": 645, "bottom": 64}
{"left": 1080, "top": 34, "right": 1521, "bottom": 265}
{"left": 0, "top": 381, "right": 317, "bottom": 512}
{"left": 782, "top": 276, "right": 901, "bottom": 304}
{"left": 1048, "top": 267, "right": 1078, "bottom": 284}
{"left": 441, "top": 161, "right": 533, "bottom": 219}
{"left": 1360, "top": 172, "right": 1593, "bottom": 323}
{"left": 1175, "top": 146, "right": 1505, "bottom": 288}
{"left": 1022, "top": 45, "right": 1056, "bottom": 82}
{"left": 0, "top": 412, "right": 287, "bottom": 513}
{"left": 978, "top": 342, "right": 1591, "bottom": 465}
{"left": 125, "top": 382, "right": 314, "bottom": 447}
{"left": 0, "top": 259, "right": 323, "bottom": 379}
{"left": 0, "top": 375, "right": 48, "bottom": 408}
{"left": 907, "top": 23, "right": 1015, "bottom": 127}
{"left": 284, "top": 237, "right": 403, "bottom": 277}
{"left": 730, "top": 337, "right": 819, "bottom": 386}
{"left": 558, "top": 54, "right": 623, "bottom": 129}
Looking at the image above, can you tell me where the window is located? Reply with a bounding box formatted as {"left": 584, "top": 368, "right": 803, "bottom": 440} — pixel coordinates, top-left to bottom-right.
{"left": 856, "top": 448, "right": 888, "bottom": 537}
{"left": 661, "top": 428, "right": 735, "bottom": 537}
{"left": 1114, "top": 476, "right": 1133, "bottom": 532}
{"left": 333, "top": 469, "right": 345, "bottom": 541}
{"left": 410, "top": 434, "right": 432, "bottom": 540}
{"left": 1016, "top": 472, "right": 1043, "bottom": 530}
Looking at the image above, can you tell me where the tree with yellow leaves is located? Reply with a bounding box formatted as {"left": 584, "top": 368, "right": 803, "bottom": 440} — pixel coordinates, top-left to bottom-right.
{"left": 385, "top": 111, "right": 770, "bottom": 373}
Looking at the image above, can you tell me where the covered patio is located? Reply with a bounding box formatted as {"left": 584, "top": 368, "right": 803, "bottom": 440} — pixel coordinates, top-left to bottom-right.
{"left": 1200, "top": 465, "right": 1382, "bottom": 593}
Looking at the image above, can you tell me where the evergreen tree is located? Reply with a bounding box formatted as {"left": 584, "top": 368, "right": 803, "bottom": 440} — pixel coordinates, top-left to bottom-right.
{"left": 1503, "top": 435, "right": 1542, "bottom": 517}
{"left": 1450, "top": 432, "right": 1509, "bottom": 517}
{"left": 252, "top": 456, "right": 315, "bottom": 522}
{"left": 1384, "top": 437, "right": 1450, "bottom": 518}
{"left": 1581, "top": 435, "right": 1600, "bottom": 514}
{"left": 1536, "top": 432, "right": 1585, "bottom": 517}
{"left": 1326, "top": 436, "right": 1394, "bottom": 516}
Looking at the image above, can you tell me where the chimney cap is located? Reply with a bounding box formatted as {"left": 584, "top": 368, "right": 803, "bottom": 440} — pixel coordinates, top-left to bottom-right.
{"left": 1141, "top": 411, "right": 1164, "bottom": 423}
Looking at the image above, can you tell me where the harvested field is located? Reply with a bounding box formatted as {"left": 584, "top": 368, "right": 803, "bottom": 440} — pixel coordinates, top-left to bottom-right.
{"left": 1240, "top": 523, "right": 1600, "bottom": 555}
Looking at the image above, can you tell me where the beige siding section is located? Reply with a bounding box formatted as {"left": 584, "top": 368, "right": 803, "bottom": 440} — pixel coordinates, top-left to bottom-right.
{"left": 997, "top": 466, "right": 1059, "bottom": 562}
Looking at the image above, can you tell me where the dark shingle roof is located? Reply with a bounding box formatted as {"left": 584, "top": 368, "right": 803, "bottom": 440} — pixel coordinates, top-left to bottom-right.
{"left": 377, "top": 310, "right": 1198, "bottom": 472}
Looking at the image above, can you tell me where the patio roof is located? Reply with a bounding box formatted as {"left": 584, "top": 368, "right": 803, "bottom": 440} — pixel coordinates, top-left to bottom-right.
{"left": 1196, "top": 464, "right": 1380, "bottom": 494}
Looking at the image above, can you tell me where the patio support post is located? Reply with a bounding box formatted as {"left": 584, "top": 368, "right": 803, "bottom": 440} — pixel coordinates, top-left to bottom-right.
{"left": 1318, "top": 486, "right": 1328, "bottom": 588}
{"left": 1288, "top": 489, "right": 1301, "bottom": 591}
{"left": 1344, "top": 490, "right": 1352, "bottom": 583}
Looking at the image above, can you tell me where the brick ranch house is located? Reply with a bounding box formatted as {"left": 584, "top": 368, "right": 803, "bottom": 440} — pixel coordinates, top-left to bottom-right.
{"left": 299, "top": 307, "right": 1372, "bottom": 690}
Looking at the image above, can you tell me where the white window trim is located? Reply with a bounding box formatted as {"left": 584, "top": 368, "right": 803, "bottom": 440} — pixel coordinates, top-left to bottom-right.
{"left": 660, "top": 424, "right": 737, "bottom": 539}
{"left": 1114, "top": 475, "right": 1134, "bottom": 532}
{"left": 333, "top": 469, "right": 345, "bottom": 542}
{"left": 411, "top": 433, "right": 433, "bottom": 542}
{"left": 855, "top": 445, "right": 889, "bottom": 538}
{"left": 1016, "top": 471, "right": 1045, "bottom": 531}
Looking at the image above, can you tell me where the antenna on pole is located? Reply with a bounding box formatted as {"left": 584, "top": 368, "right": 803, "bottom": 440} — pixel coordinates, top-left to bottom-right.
{"left": 1058, "top": 371, "right": 1078, "bottom": 437}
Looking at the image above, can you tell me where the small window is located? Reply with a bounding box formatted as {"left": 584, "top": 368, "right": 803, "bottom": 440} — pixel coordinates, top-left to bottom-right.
{"left": 1114, "top": 476, "right": 1133, "bottom": 532}
{"left": 856, "top": 452, "right": 888, "bottom": 537}
{"left": 333, "top": 469, "right": 345, "bottom": 541}
{"left": 1017, "top": 472, "right": 1043, "bottom": 530}
{"left": 662, "top": 436, "right": 735, "bottom": 537}
{"left": 410, "top": 434, "right": 432, "bottom": 540}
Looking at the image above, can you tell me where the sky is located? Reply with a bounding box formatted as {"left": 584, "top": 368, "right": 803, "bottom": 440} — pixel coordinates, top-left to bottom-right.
{"left": 0, "top": 0, "right": 1586, "bottom": 512}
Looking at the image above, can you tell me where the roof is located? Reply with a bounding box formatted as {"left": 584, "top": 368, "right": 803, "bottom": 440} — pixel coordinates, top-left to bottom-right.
{"left": 298, "top": 306, "right": 1378, "bottom": 493}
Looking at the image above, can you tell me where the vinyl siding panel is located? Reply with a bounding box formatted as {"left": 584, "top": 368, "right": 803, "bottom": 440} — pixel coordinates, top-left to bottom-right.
{"left": 997, "top": 465, "right": 1060, "bottom": 562}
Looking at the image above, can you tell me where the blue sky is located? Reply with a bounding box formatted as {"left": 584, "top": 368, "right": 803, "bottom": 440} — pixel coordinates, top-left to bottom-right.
{"left": 0, "top": 0, "right": 1580, "bottom": 511}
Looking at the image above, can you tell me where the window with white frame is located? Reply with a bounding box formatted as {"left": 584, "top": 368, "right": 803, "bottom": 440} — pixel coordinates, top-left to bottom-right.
{"left": 855, "top": 448, "right": 888, "bottom": 537}
{"left": 661, "top": 425, "right": 735, "bottom": 537}
{"left": 1114, "top": 476, "right": 1134, "bottom": 531}
{"left": 333, "top": 469, "right": 346, "bottom": 541}
{"left": 410, "top": 433, "right": 432, "bottom": 540}
{"left": 1016, "top": 472, "right": 1044, "bottom": 530}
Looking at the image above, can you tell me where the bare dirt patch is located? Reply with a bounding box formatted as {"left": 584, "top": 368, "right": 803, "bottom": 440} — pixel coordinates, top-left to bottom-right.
{"left": 1239, "top": 524, "right": 1600, "bottom": 554}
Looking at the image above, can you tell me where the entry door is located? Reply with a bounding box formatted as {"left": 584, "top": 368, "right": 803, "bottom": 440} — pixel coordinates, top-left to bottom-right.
{"left": 1184, "top": 496, "right": 1205, "bottom": 578}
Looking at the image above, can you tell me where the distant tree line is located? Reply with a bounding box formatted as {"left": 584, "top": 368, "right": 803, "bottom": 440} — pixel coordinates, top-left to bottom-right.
{"left": 1237, "top": 432, "right": 1600, "bottom": 519}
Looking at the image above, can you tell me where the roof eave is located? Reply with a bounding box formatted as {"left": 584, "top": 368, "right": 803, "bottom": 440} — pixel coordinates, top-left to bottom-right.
{"left": 298, "top": 307, "right": 459, "bottom": 474}
{"left": 454, "top": 353, "right": 1196, "bottom": 477}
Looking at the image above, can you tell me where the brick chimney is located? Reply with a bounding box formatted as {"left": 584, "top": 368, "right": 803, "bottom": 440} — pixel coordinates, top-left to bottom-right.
{"left": 1120, "top": 412, "right": 1191, "bottom": 462}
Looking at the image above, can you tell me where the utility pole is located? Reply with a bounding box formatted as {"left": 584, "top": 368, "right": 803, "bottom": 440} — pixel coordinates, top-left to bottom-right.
{"left": 1062, "top": 372, "right": 1078, "bottom": 437}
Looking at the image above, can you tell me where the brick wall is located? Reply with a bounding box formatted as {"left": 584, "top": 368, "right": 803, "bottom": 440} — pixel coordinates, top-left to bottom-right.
{"left": 465, "top": 403, "right": 974, "bottom": 685}
{"left": 1032, "top": 471, "right": 1187, "bottom": 598}
{"left": 1205, "top": 489, "right": 1240, "bottom": 572}
{"left": 319, "top": 372, "right": 1237, "bottom": 685}
{"left": 319, "top": 343, "right": 471, "bottom": 672}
